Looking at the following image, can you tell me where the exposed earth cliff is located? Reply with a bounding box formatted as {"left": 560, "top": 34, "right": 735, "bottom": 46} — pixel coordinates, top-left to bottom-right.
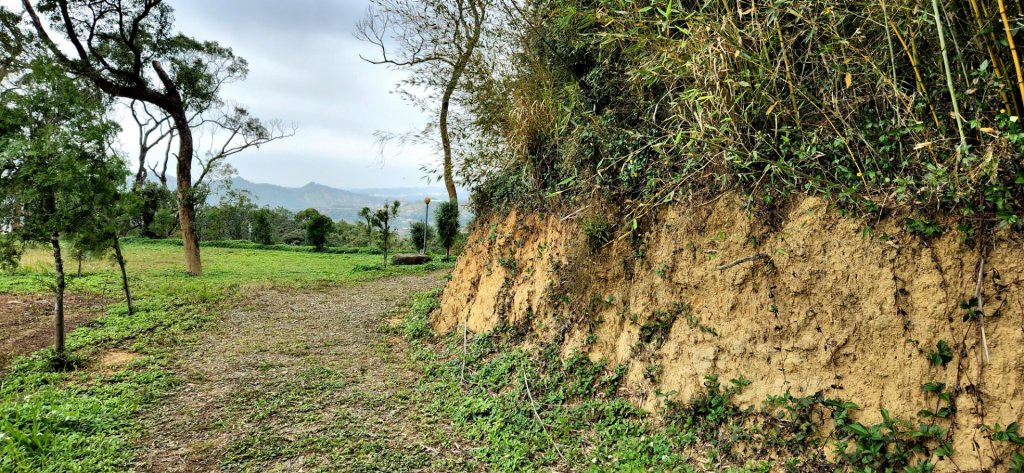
{"left": 437, "top": 195, "right": 1023, "bottom": 470}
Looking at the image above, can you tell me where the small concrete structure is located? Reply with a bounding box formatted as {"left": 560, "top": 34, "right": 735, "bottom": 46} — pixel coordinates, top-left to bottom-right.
{"left": 392, "top": 254, "right": 432, "bottom": 265}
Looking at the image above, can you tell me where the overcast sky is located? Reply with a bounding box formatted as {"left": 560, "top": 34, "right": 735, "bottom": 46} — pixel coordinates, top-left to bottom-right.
{"left": 137, "top": 0, "right": 435, "bottom": 189}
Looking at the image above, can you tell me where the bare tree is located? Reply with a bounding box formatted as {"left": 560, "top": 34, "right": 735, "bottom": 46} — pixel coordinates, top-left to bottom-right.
{"left": 20, "top": 0, "right": 262, "bottom": 275}
{"left": 129, "top": 100, "right": 172, "bottom": 189}
{"left": 193, "top": 106, "right": 293, "bottom": 185}
{"left": 134, "top": 102, "right": 292, "bottom": 190}
{"left": 357, "top": 0, "right": 488, "bottom": 204}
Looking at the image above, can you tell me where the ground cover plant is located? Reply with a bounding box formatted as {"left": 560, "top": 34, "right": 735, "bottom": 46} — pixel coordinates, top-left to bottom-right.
{"left": 0, "top": 239, "right": 449, "bottom": 472}
{"left": 396, "top": 291, "right": 976, "bottom": 472}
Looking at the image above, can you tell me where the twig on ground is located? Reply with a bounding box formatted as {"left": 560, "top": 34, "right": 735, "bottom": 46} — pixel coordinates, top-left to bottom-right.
{"left": 716, "top": 253, "right": 769, "bottom": 271}
{"left": 560, "top": 204, "right": 592, "bottom": 222}
{"left": 521, "top": 368, "right": 568, "bottom": 463}
{"left": 460, "top": 314, "right": 469, "bottom": 385}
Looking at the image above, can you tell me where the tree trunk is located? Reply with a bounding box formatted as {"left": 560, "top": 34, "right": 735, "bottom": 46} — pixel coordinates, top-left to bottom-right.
{"left": 51, "top": 231, "right": 66, "bottom": 358}
{"left": 171, "top": 112, "right": 203, "bottom": 276}
{"left": 133, "top": 146, "right": 149, "bottom": 190}
{"left": 11, "top": 204, "right": 21, "bottom": 231}
{"left": 439, "top": 83, "right": 459, "bottom": 204}
{"left": 382, "top": 225, "right": 389, "bottom": 268}
{"left": 76, "top": 252, "right": 82, "bottom": 277}
{"left": 438, "top": 0, "right": 485, "bottom": 206}
{"left": 113, "top": 236, "right": 134, "bottom": 315}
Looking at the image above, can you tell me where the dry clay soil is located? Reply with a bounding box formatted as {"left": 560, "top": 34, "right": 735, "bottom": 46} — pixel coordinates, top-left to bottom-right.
{"left": 136, "top": 272, "right": 473, "bottom": 472}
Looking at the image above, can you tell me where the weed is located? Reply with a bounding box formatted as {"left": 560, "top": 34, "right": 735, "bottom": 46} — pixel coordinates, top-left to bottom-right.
{"left": 644, "top": 363, "right": 663, "bottom": 383}
{"left": 688, "top": 311, "right": 720, "bottom": 335}
{"left": 919, "top": 382, "right": 955, "bottom": 420}
{"left": 581, "top": 216, "right": 613, "bottom": 250}
{"left": 986, "top": 423, "right": 1024, "bottom": 473}
{"left": 927, "top": 340, "right": 954, "bottom": 367}
{"left": 399, "top": 286, "right": 967, "bottom": 472}
{"left": 906, "top": 218, "right": 945, "bottom": 238}
{"left": 637, "top": 310, "right": 677, "bottom": 351}
{"left": 497, "top": 255, "right": 519, "bottom": 276}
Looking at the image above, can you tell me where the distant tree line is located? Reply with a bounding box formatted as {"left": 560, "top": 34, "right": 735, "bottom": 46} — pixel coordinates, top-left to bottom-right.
{"left": 136, "top": 183, "right": 467, "bottom": 257}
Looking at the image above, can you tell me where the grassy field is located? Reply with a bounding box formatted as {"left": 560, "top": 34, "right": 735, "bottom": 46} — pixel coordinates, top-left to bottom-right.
{"left": 2, "top": 239, "right": 440, "bottom": 295}
{"left": 0, "top": 240, "right": 450, "bottom": 472}
{"left": 0, "top": 239, "right": 973, "bottom": 472}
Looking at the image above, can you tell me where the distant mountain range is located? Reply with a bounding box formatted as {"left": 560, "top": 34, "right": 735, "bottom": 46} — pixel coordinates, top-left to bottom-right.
{"left": 210, "top": 177, "right": 471, "bottom": 231}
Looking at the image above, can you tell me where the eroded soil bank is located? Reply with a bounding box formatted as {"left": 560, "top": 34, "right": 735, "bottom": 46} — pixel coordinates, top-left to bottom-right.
{"left": 436, "top": 194, "right": 1024, "bottom": 470}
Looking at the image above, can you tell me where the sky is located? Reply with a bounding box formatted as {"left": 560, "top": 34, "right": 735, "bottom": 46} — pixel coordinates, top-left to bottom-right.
{"left": 0, "top": 0, "right": 438, "bottom": 189}
{"left": 131, "top": 0, "right": 436, "bottom": 190}
{"left": 67, "top": 1, "right": 436, "bottom": 191}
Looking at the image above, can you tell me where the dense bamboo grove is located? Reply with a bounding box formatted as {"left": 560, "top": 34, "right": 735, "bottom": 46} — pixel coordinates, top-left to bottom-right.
{"left": 461, "top": 0, "right": 1024, "bottom": 234}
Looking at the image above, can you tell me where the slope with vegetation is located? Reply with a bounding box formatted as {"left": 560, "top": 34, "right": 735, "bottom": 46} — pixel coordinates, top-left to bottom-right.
{"left": 381, "top": 0, "right": 1024, "bottom": 470}
{"left": 436, "top": 194, "right": 1024, "bottom": 471}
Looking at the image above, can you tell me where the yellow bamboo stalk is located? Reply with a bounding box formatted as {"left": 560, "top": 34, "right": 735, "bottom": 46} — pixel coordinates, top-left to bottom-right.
{"left": 997, "top": 0, "right": 1024, "bottom": 111}
{"left": 968, "top": 0, "right": 1014, "bottom": 114}
{"left": 890, "top": 21, "right": 943, "bottom": 130}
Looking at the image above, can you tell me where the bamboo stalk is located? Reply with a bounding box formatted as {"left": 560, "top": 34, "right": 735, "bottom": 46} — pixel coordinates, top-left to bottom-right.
{"left": 941, "top": 0, "right": 970, "bottom": 83}
{"left": 879, "top": 0, "right": 901, "bottom": 109}
{"left": 932, "top": 0, "right": 968, "bottom": 153}
{"left": 890, "top": 21, "right": 942, "bottom": 130}
{"left": 997, "top": 0, "right": 1024, "bottom": 112}
{"left": 968, "top": 0, "right": 1014, "bottom": 115}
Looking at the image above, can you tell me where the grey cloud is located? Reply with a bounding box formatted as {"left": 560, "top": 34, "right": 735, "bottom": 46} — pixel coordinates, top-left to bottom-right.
{"left": 147, "top": 0, "right": 434, "bottom": 189}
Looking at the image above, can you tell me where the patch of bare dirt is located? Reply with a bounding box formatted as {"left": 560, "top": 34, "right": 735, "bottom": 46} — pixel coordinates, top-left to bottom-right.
{"left": 136, "top": 271, "right": 470, "bottom": 472}
{"left": 95, "top": 349, "right": 144, "bottom": 371}
{"left": 0, "top": 292, "right": 110, "bottom": 369}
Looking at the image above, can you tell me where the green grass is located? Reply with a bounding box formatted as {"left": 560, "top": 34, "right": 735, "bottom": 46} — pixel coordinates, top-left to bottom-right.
{"left": 2, "top": 239, "right": 449, "bottom": 296}
{"left": 397, "top": 291, "right": 960, "bottom": 472}
{"left": 398, "top": 292, "right": 700, "bottom": 472}
{"left": 0, "top": 240, "right": 450, "bottom": 472}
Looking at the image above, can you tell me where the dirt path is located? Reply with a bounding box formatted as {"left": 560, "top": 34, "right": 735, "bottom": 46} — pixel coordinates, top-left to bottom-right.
{"left": 136, "top": 272, "right": 471, "bottom": 472}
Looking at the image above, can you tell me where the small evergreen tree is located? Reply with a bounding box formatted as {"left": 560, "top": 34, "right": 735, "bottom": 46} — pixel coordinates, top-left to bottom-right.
{"left": 372, "top": 201, "right": 401, "bottom": 267}
{"left": 136, "top": 181, "right": 176, "bottom": 238}
{"left": 0, "top": 56, "right": 124, "bottom": 362}
{"left": 306, "top": 213, "right": 334, "bottom": 251}
{"left": 358, "top": 207, "right": 373, "bottom": 239}
{"left": 252, "top": 208, "right": 274, "bottom": 245}
{"left": 435, "top": 201, "right": 460, "bottom": 259}
{"left": 410, "top": 221, "right": 435, "bottom": 253}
